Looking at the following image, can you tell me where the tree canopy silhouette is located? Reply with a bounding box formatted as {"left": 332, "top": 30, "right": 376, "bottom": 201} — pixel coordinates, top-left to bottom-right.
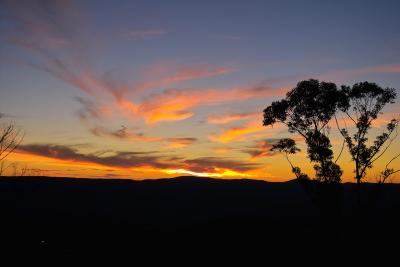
{"left": 337, "top": 82, "right": 398, "bottom": 185}
{"left": 263, "top": 79, "right": 344, "bottom": 183}
{"left": 264, "top": 79, "right": 399, "bottom": 191}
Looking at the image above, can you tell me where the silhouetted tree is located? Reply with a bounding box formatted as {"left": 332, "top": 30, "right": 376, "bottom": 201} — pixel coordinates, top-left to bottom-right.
{"left": 271, "top": 138, "right": 309, "bottom": 180}
{"left": 0, "top": 120, "right": 24, "bottom": 175}
{"left": 263, "top": 79, "right": 344, "bottom": 183}
{"left": 338, "top": 82, "right": 398, "bottom": 186}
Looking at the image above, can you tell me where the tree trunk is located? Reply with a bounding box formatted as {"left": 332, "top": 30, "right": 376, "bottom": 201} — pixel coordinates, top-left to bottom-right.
{"left": 355, "top": 160, "right": 361, "bottom": 208}
{"left": 285, "top": 154, "right": 298, "bottom": 179}
{"left": 356, "top": 176, "right": 361, "bottom": 208}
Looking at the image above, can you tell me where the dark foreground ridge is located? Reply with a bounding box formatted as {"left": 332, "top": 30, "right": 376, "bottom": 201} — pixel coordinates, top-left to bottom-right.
{"left": 1, "top": 176, "right": 400, "bottom": 252}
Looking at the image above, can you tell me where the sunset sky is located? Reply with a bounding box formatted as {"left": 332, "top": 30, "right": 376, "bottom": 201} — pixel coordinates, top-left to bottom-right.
{"left": 1, "top": 0, "right": 399, "bottom": 181}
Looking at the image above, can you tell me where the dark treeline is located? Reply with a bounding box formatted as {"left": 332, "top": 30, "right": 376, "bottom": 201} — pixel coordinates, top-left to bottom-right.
{"left": 1, "top": 176, "right": 400, "bottom": 252}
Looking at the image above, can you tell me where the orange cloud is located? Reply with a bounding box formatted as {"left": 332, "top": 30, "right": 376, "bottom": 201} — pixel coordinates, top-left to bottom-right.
{"left": 6, "top": 149, "right": 273, "bottom": 180}
{"left": 162, "top": 168, "right": 253, "bottom": 178}
{"left": 14, "top": 144, "right": 262, "bottom": 179}
{"left": 6, "top": 2, "right": 286, "bottom": 127}
{"left": 6, "top": 3, "right": 237, "bottom": 104}
{"left": 116, "top": 98, "right": 138, "bottom": 115}
{"left": 181, "top": 157, "right": 260, "bottom": 173}
{"left": 165, "top": 138, "right": 197, "bottom": 148}
{"left": 117, "top": 85, "right": 285, "bottom": 124}
{"left": 209, "top": 121, "right": 265, "bottom": 143}
{"left": 16, "top": 144, "right": 177, "bottom": 170}
{"left": 143, "top": 110, "right": 194, "bottom": 124}
{"left": 207, "top": 112, "right": 260, "bottom": 124}
{"left": 212, "top": 147, "right": 234, "bottom": 154}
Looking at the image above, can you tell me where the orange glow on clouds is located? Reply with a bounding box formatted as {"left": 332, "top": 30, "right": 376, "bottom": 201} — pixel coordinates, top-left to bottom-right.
{"left": 90, "top": 126, "right": 161, "bottom": 142}
{"left": 209, "top": 121, "right": 265, "bottom": 143}
{"left": 162, "top": 168, "right": 253, "bottom": 178}
{"left": 6, "top": 150, "right": 259, "bottom": 179}
{"left": 9, "top": 151, "right": 117, "bottom": 171}
{"left": 165, "top": 138, "right": 197, "bottom": 148}
{"left": 132, "top": 65, "right": 236, "bottom": 93}
{"left": 3, "top": 0, "right": 400, "bottom": 184}
{"left": 207, "top": 112, "right": 260, "bottom": 124}
{"left": 145, "top": 110, "right": 194, "bottom": 124}
{"left": 114, "top": 85, "right": 285, "bottom": 124}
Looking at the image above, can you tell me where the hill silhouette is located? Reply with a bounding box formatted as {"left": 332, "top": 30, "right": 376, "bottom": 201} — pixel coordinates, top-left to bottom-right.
{"left": 1, "top": 176, "right": 400, "bottom": 252}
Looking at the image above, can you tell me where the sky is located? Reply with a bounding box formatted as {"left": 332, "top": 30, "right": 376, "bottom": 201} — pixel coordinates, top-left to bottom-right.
{"left": 0, "top": 0, "right": 399, "bottom": 181}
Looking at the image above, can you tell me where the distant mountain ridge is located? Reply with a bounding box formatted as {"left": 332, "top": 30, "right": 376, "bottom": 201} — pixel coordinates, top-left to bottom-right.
{"left": 1, "top": 175, "right": 400, "bottom": 250}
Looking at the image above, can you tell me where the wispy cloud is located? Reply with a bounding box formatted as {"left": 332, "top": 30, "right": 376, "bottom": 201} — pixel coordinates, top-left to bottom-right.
{"left": 18, "top": 144, "right": 175, "bottom": 170}
{"left": 165, "top": 137, "right": 197, "bottom": 148}
{"left": 5, "top": 3, "right": 244, "bottom": 126}
{"left": 118, "top": 84, "right": 285, "bottom": 124}
{"left": 241, "top": 139, "right": 280, "bottom": 159}
{"left": 207, "top": 112, "right": 260, "bottom": 124}
{"left": 3, "top": 1, "right": 286, "bottom": 127}
{"left": 75, "top": 97, "right": 112, "bottom": 121}
{"left": 209, "top": 120, "right": 266, "bottom": 143}
{"left": 119, "top": 64, "right": 237, "bottom": 97}
{"left": 4, "top": 0, "right": 97, "bottom": 95}
{"left": 182, "top": 157, "right": 260, "bottom": 173}
{"left": 124, "top": 29, "right": 167, "bottom": 40}
{"left": 89, "top": 125, "right": 198, "bottom": 147}
{"left": 17, "top": 144, "right": 261, "bottom": 177}
{"left": 134, "top": 65, "right": 236, "bottom": 91}
{"left": 90, "top": 126, "right": 161, "bottom": 142}
{"left": 212, "top": 147, "right": 235, "bottom": 154}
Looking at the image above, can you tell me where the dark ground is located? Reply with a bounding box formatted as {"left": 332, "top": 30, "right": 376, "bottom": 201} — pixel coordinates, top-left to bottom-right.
{"left": 1, "top": 176, "right": 400, "bottom": 254}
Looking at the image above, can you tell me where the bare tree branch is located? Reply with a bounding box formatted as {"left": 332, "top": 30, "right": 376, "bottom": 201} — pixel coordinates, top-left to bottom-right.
{"left": 334, "top": 115, "right": 345, "bottom": 163}
{"left": 0, "top": 121, "right": 24, "bottom": 163}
